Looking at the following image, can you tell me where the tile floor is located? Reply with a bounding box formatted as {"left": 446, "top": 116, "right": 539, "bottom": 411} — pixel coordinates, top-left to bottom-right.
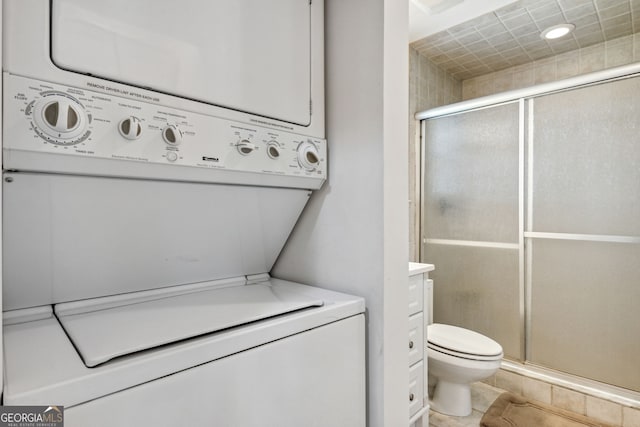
{"left": 428, "top": 382, "right": 505, "bottom": 427}
{"left": 427, "top": 378, "right": 640, "bottom": 427}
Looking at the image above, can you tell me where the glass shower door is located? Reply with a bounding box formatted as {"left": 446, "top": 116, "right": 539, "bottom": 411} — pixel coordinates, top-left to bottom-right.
{"left": 421, "top": 73, "right": 640, "bottom": 393}
{"left": 422, "top": 102, "right": 523, "bottom": 360}
{"left": 527, "top": 77, "right": 640, "bottom": 391}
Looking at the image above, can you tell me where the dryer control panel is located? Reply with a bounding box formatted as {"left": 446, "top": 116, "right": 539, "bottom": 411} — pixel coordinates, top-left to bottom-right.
{"left": 3, "top": 74, "right": 326, "bottom": 189}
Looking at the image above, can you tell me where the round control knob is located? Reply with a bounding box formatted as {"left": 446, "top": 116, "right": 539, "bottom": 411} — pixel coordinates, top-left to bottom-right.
{"left": 237, "top": 140, "right": 256, "bottom": 155}
{"left": 162, "top": 125, "right": 182, "bottom": 146}
{"left": 297, "top": 141, "right": 321, "bottom": 172}
{"left": 119, "top": 116, "right": 143, "bottom": 140}
{"left": 42, "top": 99, "right": 80, "bottom": 132}
{"left": 32, "top": 93, "right": 88, "bottom": 145}
{"left": 166, "top": 151, "right": 178, "bottom": 162}
{"left": 266, "top": 142, "right": 281, "bottom": 159}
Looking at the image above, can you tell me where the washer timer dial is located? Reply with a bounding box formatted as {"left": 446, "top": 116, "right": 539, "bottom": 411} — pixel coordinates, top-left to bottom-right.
{"left": 31, "top": 92, "right": 89, "bottom": 145}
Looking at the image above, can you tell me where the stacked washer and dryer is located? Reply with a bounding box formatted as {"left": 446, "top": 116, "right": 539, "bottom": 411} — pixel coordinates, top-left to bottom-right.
{"left": 1, "top": 1, "right": 366, "bottom": 425}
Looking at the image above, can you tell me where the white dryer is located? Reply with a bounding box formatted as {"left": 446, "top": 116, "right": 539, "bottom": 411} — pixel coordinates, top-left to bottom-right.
{"left": 1, "top": 1, "right": 365, "bottom": 426}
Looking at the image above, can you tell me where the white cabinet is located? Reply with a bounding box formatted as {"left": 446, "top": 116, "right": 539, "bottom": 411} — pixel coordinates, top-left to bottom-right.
{"left": 408, "top": 262, "right": 435, "bottom": 427}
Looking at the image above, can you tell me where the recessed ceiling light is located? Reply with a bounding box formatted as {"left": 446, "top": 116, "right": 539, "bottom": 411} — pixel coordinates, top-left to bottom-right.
{"left": 541, "top": 23, "right": 575, "bottom": 40}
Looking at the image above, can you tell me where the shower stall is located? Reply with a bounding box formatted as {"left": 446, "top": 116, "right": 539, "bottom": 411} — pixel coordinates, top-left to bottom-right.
{"left": 417, "top": 64, "right": 640, "bottom": 394}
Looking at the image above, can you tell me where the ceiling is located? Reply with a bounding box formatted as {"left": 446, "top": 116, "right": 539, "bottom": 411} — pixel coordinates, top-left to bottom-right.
{"left": 409, "top": 0, "right": 519, "bottom": 41}
{"left": 410, "top": 0, "right": 640, "bottom": 81}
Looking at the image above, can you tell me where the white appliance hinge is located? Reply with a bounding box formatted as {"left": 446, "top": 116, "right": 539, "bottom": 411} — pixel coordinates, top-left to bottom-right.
{"left": 3, "top": 305, "right": 53, "bottom": 325}
{"left": 246, "top": 273, "right": 271, "bottom": 284}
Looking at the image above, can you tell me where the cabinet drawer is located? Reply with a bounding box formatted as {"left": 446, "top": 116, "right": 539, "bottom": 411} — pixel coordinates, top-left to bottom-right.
{"left": 408, "top": 274, "right": 424, "bottom": 315}
{"left": 409, "top": 360, "right": 424, "bottom": 417}
{"left": 408, "top": 312, "right": 424, "bottom": 367}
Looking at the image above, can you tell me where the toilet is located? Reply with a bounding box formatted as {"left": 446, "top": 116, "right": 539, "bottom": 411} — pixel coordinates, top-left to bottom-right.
{"left": 427, "top": 323, "right": 503, "bottom": 416}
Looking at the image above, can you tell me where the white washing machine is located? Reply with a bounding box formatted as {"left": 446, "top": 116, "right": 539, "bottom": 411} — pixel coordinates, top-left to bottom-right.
{"left": 1, "top": 1, "right": 365, "bottom": 426}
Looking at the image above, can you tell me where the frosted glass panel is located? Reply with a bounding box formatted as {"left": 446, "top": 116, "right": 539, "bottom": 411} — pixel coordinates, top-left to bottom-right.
{"left": 425, "top": 244, "right": 521, "bottom": 360}
{"left": 423, "top": 103, "right": 520, "bottom": 242}
{"left": 529, "top": 239, "right": 640, "bottom": 392}
{"left": 531, "top": 77, "right": 640, "bottom": 235}
{"left": 420, "top": 73, "right": 640, "bottom": 393}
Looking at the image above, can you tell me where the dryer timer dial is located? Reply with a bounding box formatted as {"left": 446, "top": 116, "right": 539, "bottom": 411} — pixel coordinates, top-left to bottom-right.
{"left": 119, "top": 116, "right": 143, "bottom": 140}
{"left": 32, "top": 93, "right": 88, "bottom": 145}
{"left": 297, "top": 141, "right": 321, "bottom": 172}
{"left": 162, "top": 125, "right": 182, "bottom": 146}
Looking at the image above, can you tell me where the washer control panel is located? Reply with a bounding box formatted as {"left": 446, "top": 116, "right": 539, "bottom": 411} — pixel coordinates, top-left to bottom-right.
{"left": 3, "top": 74, "right": 326, "bottom": 184}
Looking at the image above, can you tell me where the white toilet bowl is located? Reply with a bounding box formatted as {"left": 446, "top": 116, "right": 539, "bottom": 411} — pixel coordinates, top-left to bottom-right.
{"left": 427, "top": 323, "right": 503, "bottom": 417}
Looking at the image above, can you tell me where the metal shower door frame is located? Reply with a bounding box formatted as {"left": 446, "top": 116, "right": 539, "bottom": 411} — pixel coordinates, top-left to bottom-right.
{"left": 418, "top": 61, "right": 640, "bottom": 364}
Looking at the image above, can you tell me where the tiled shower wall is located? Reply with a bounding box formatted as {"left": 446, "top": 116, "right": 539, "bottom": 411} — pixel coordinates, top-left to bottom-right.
{"left": 408, "top": 47, "right": 462, "bottom": 261}
{"left": 485, "top": 370, "right": 640, "bottom": 427}
{"left": 462, "top": 32, "right": 640, "bottom": 99}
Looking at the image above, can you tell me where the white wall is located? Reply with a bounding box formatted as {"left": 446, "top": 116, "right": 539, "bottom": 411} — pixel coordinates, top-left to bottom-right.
{"left": 272, "top": 0, "right": 408, "bottom": 425}
{"left": 1, "top": 3, "right": 4, "bottom": 397}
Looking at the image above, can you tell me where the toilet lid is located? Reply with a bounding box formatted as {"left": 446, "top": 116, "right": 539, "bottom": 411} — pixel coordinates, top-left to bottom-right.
{"left": 427, "top": 324, "right": 503, "bottom": 358}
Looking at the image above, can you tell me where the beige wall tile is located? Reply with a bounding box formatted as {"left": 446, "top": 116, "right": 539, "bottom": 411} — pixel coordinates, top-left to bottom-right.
{"left": 475, "top": 76, "right": 495, "bottom": 97}
{"left": 552, "top": 386, "right": 586, "bottom": 414}
{"left": 462, "top": 79, "right": 478, "bottom": 99}
{"left": 453, "top": 82, "right": 463, "bottom": 101}
{"left": 487, "top": 369, "right": 636, "bottom": 426}
{"left": 461, "top": 80, "right": 473, "bottom": 99}
{"left": 534, "top": 63, "right": 557, "bottom": 84}
{"left": 522, "top": 377, "right": 552, "bottom": 404}
{"left": 556, "top": 57, "right": 580, "bottom": 79}
{"left": 580, "top": 42, "right": 606, "bottom": 57}
{"left": 510, "top": 62, "right": 534, "bottom": 73}
{"left": 463, "top": 75, "right": 496, "bottom": 98}
{"left": 623, "top": 406, "right": 640, "bottom": 427}
{"left": 556, "top": 51, "right": 580, "bottom": 79}
{"left": 605, "top": 34, "right": 633, "bottom": 48}
{"left": 482, "top": 373, "right": 497, "bottom": 387}
{"left": 493, "top": 70, "right": 515, "bottom": 93}
{"left": 579, "top": 43, "right": 606, "bottom": 74}
{"left": 495, "top": 370, "right": 523, "bottom": 395}
{"left": 533, "top": 56, "right": 556, "bottom": 68}
{"left": 606, "top": 38, "right": 633, "bottom": 68}
{"left": 634, "top": 33, "right": 640, "bottom": 61}
{"left": 444, "top": 77, "right": 459, "bottom": 104}
{"left": 408, "top": 47, "right": 461, "bottom": 261}
{"left": 586, "top": 396, "right": 623, "bottom": 426}
{"left": 580, "top": 51, "right": 606, "bottom": 74}
{"left": 512, "top": 67, "right": 535, "bottom": 90}
{"left": 456, "top": 37, "right": 639, "bottom": 101}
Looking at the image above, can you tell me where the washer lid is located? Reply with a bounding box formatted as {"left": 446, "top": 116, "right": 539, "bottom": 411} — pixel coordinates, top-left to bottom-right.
{"left": 427, "top": 323, "right": 503, "bottom": 357}
{"left": 55, "top": 281, "right": 323, "bottom": 368}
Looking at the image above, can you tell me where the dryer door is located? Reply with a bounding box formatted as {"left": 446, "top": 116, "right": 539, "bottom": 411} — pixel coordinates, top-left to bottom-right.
{"left": 51, "top": 0, "right": 312, "bottom": 126}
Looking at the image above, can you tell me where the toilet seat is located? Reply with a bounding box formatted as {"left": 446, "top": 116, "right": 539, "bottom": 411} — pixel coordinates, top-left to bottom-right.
{"left": 428, "top": 342, "right": 503, "bottom": 361}
{"left": 427, "top": 324, "right": 503, "bottom": 361}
